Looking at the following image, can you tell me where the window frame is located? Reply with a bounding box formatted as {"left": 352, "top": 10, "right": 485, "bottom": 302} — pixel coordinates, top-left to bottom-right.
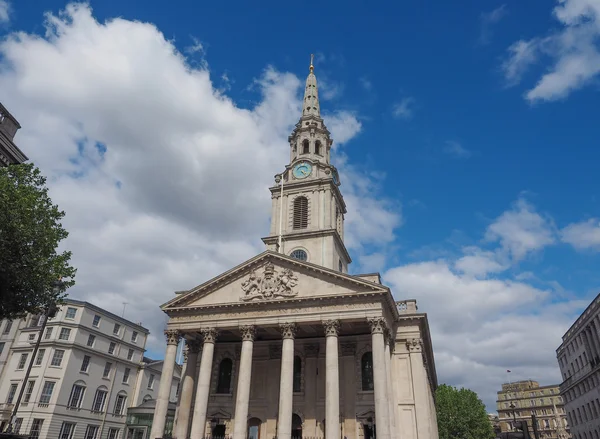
{"left": 39, "top": 381, "right": 56, "bottom": 405}
{"left": 81, "top": 355, "right": 91, "bottom": 373}
{"left": 51, "top": 349, "right": 65, "bottom": 367}
{"left": 17, "top": 353, "right": 28, "bottom": 370}
{"left": 6, "top": 383, "right": 18, "bottom": 404}
{"left": 23, "top": 380, "right": 36, "bottom": 403}
{"left": 34, "top": 349, "right": 45, "bottom": 366}
{"left": 92, "top": 315, "right": 101, "bottom": 327}
{"left": 59, "top": 328, "right": 71, "bottom": 341}
{"left": 68, "top": 384, "right": 86, "bottom": 409}
{"left": 29, "top": 419, "right": 44, "bottom": 439}
{"left": 65, "top": 307, "right": 77, "bottom": 320}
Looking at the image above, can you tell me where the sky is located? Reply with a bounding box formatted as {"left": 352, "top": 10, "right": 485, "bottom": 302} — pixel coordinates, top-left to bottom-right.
{"left": 1, "top": 0, "right": 600, "bottom": 412}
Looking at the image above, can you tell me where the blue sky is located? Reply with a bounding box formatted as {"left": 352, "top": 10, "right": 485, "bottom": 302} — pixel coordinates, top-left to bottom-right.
{"left": 2, "top": 0, "right": 600, "bottom": 410}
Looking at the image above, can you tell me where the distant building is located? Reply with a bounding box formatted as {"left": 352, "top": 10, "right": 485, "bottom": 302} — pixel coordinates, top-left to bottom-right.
{"left": 0, "top": 102, "right": 27, "bottom": 166}
{"left": 496, "top": 380, "right": 569, "bottom": 439}
{"left": 556, "top": 293, "right": 600, "bottom": 439}
{"left": 0, "top": 299, "right": 181, "bottom": 439}
{"left": 489, "top": 413, "right": 501, "bottom": 436}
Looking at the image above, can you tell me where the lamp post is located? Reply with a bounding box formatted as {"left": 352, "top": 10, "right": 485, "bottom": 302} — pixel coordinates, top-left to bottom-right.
{"left": 3, "top": 280, "right": 61, "bottom": 434}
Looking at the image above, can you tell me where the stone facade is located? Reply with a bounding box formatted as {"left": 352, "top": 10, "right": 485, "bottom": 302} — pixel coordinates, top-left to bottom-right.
{"left": 0, "top": 102, "right": 27, "bottom": 167}
{"left": 151, "top": 57, "right": 439, "bottom": 439}
{"left": 497, "top": 381, "right": 569, "bottom": 439}
{"left": 557, "top": 293, "right": 600, "bottom": 439}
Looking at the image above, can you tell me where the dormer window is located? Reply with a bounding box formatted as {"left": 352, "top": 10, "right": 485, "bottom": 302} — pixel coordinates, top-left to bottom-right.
{"left": 302, "top": 140, "right": 310, "bottom": 154}
{"left": 315, "top": 140, "right": 322, "bottom": 155}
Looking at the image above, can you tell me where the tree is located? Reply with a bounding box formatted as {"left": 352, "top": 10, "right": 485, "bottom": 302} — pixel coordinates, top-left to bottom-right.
{"left": 0, "top": 163, "right": 75, "bottom": 319}
{"left": 436, "top": 384, "right": 495, "bottom": 439}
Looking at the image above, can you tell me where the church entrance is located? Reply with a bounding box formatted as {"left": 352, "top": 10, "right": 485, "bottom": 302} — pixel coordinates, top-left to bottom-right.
{"left": 212, "top": 423, "right": 226, "bottom": 438}
{"left": 363, "top": 418, "right": 376, "bottom": 439}
{"left": 291, "top": 414, "right": 302, "bottom": 439}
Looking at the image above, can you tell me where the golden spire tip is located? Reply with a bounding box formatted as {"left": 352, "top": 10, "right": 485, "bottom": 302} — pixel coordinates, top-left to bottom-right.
{"left": 310, "top": 53, "right": 314, "bottom": 72}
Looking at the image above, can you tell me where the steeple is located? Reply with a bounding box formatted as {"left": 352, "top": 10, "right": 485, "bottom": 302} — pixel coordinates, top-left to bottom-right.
{"left": 302, "top": 54, "right": 320, "bottom": 118}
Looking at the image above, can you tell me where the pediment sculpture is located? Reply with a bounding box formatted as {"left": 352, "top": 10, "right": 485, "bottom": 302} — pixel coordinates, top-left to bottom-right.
{"left": 241, "top": 262, "right": 299, "bottom": 301}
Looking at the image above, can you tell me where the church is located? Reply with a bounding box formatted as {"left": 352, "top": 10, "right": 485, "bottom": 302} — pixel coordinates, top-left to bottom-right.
{"left": 150, "top": 58, "right": 439, "bottom": 439}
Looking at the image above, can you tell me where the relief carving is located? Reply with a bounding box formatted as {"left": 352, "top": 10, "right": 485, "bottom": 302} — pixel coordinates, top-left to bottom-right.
{"left": 406, "top": 338, "right": 423, "bottom": 352}
{"left": 240, "top": 262, "right": 299, "bottom": 301}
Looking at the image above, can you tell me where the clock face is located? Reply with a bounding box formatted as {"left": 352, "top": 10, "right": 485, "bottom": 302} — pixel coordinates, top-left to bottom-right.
{"left": 293, "top": 162, "right": 312, "bottom": 179}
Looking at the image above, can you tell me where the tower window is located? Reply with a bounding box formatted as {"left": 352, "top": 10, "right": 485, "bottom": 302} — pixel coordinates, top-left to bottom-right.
{"left": 315, "top": 140, "right": 322, "bottom": 155}
{"left": 290, "top": 249, "right": 307, "bottom": 261}
{"left": 302, "top": 140, "right": 310, "bottom": 154}
{"left": 293, "top": 197, "right": 308, "bottom": 229}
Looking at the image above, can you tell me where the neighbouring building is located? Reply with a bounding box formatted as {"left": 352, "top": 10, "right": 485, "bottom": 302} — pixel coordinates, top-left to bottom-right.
{"left": 488, "top": 413, "right": 501, "bottom": 436}
{"left": 496, "top": 380, "right": 569, "bottom": 439}
{"left": 150, "top": 57, "right": 439, "bottom": 439}
{"left": 0, "top": 102, "right": 27, "bottom": 166}
{"left": 0, "top": 299, "right": 181, "bottom": 439}
{"left": 556, "top": 293, "right": 600, "bottom": 439}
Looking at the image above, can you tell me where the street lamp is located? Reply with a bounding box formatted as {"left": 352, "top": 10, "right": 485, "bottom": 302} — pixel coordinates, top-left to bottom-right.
{"left": 3, "top": 280, "right": 61, "bottom": 434}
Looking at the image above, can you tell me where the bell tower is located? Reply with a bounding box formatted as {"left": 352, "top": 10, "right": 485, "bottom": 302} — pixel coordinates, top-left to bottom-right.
{"left": 262, "top": 56, "right": 351, "bottom": 272}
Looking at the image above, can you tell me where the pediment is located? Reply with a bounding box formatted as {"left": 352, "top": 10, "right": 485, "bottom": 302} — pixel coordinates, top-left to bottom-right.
{"left": 162, "top": 251, "right": 388, "bottom": 311}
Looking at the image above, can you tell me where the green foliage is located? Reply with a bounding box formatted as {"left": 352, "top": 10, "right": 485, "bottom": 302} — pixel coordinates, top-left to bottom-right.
{"left": 0, "top": 163, "right": 76, "bottom": 319}
{"left": 436, "top": 384, "right": 495, "bottom": 439}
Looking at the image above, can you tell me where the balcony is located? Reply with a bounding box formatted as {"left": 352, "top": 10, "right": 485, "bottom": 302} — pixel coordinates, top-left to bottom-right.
{"left": 396, "top": 300, "right": 418, "bottom": 314}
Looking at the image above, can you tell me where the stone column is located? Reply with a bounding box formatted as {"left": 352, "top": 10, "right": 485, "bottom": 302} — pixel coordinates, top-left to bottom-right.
{"left": 324, "top": 320, "right": 341, "bottom": 439}
{"left": 174, "top": 340, "right": 201, "bottom": 439}
{"left": 407, "top": 338, "right": 434, "bottom": 439}
{"left": 150, "top": 330, "right": 181, "bottom": 439}
{"left": 340, "top": 342, "right": 357, "bottom": 439}
{"left": 384, "top": 332, "right": 396, "bottom": 439}
{"left": 233, "top": 326, "right": 256, "bottom": 439}
{"left": 190, "top": 328, "right": 219, "bottom": 439}
{"left": 277, "top": 323, "right": 297, "bottom": 439}
{"left": 304, "top": 343, "right": 320, "bottom": 437}
{"left": 368, "top": 318, "right": 390, "bottom": 439}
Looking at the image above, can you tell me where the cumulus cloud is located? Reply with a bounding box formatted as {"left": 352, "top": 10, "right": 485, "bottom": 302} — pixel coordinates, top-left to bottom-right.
{"left": 0, "top": 3, "right": 396, "bottom": 354}
{"left": 561, "top": 218, "right": 600, "bottom": 250}
{"left": 0, "top": 0, "right": 9, "bottom": 23}
{"left": 502, "top": 0, "right": 600, "bottom": 101}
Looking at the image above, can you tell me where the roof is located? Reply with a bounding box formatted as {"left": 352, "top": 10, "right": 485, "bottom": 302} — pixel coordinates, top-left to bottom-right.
{"left": 64, "top": 298, "right": 149, "bottom": 333}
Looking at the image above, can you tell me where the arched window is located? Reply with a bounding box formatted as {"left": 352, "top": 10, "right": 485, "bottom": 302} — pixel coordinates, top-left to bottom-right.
{"left": 216, "top": 358, "right": 233, "bottom": 394}
{"left": 293, "top": 197, "right": 308, "bottom": 229}
{"left": 248, "top": 418, "right": 262, "bottom": 439}
{"left": 292, "top": 414, "right": 302, "bottom": 439}
{"left": 361, "top": 352, "right": 374, "bottom": 391}
{"left": 67, "top": 380, "right": 86, "bottom": 408}
{"left": 142, "top": 395, "right": 152, "bottom": 403}
{"left": 315, "top": 140, "right": 322, "bottom": 155}
{"left": 293, "top": 356, "right": 302, "bottom": 392}
{"left": 92, "top": 385, "right": 109, "bottom": 413}
{"left": 302, "top": 140, "right": 310, "bottom": 154}
{"left": 113, "top": 391, "right": 127, "bottom": 415}
{"left": 290, "top": 249, "right": 307, "bottom": 261}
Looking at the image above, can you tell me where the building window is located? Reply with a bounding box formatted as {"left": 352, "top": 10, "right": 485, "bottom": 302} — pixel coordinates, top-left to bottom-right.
{"left": 103, "top": 362, "right": 112, "bottom": 379}
{"left": 127, "top": 349, "right": 134, "bottom": 361}
{"left": 290, "top": 249, "right": 307, "bottom": 261}
{"left": 65, "top": 307, "right": 77, "bottom": 319}
{"left": 3, "top": 320, "right": 12, "bottom": 334}
{"left": 44, "top": 327, "right": 53, "bottom": 339}
{"left": 361, "top": 352, "right": 374, "bottom": 391}
{"left": 59, "top": 422, "right": 76, "bottom": 439}
{"left": 315, "top": 140, "right": 322, "bottom": 155}
{"left": 113, "top": 323, "right": 121, "bottom": 335}
{"left": 92, "top": 315, "right": 101, "bottom": 327}
{"left": 293, "top": 196, "right": 308, "bottom": 229}
{"left": 84, "top": 425, "right": 99, "bottom": 439}
{"left": 81, "top": 355, "right": 91, "bottom": 373}
{"left": 302, "top": 139, "right": 309, "bottom": 154}
{"left": 28, "top": 333, "right": 36, "bottom": 341}
{"left": 0, "top": 342, "right": 4, "bottom": 355}
{"left": 108, "top": 428, "right": 120, "bottom": 439}
{"left": 59, "top": 328, "right": 71, "bottom": 341}
{"left": 51, "top": 350, "right": 65, "bottom": 367}
{"left": 123, "top": 368, "right": 131, "bottom": 384}
{"left": 131, "top": 331, "right": 138, "bottom": 343}
{"left": 108, "top": 342, "right": 116, "bottom": 355}
{"left": 92, "top": 388, "right": 108, "bottom": 412}
{"left": 216, "top": 358, "right": 233, "bottom": 394}
{"left": 13, "top": 418, "right": 22, "bottom": 434}
{"left": 87, "top": 334, "right": 96, "bottom": 347}
{"left": 29, "top": 419, "right": 43, "bottom": 439}
{"left": 113, "top": 393, "right": 127, "bottom": 415}
{"left": 23, "top": 380, "right": 36, "bottom": 403}
{"left": 148, "top": 374, "right": 155, "bottom": 389}
{"left": 17, "top": 353, "right": 28, "bottom": 369}
{"left": 39, "top": 381, "right": 55, "bottom": 404}
{"left": 68, "top": 383, "right": 86, "bottom": 408}
{"left": 35, "top": 349, "right": 45, "bottom": 366}
{"left": 293, "top": 356, "right": 302, "bottom": 392}
{"left": 6, "top": 383, "right": 18, "bottom": 404}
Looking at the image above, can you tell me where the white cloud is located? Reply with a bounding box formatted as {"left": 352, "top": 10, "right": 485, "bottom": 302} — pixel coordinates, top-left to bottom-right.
{"left": 325, "top": 111, "right": 362, "bottom": 145}
{"left": 443, "top": 141, "right": 472, "bottom": 158}
{"left": 479, "top": 4, "right": 508, "bottom": 45}
{"left": 561, "top": 218, "right": 600, "bottom": 250}
{"left": 0, "top": 0, "right": 9, "bottom": 23}
{"left": 503, "top": 0, "right": 600, "bottom": 101}
{"left": 360, "top": 77, "right": 373, "bottom": 91}
{"left": 0, "top": 3, "right": 391, "bottom": 354}
{"left": 454, "top": 247, "right": 507, "bottom": 277}
{"left": 392, "top": 97, "right": 415, "bottom": 119}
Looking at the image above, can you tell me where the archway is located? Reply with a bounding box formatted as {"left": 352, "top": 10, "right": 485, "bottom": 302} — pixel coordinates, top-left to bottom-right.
{"left": 248, "top": 417, "right": 262, "bottom": 439}
{"left": 291, "top": 414, "right": 302, "bottom": 439}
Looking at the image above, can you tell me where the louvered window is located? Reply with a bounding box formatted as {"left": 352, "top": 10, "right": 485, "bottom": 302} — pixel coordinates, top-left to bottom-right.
{"left": 293, "top": 197, "right": 308, "bottom": 229}
{"left": 302, "top": 140, "right": 310, "bottom": 154}
{"left": 315, "top": 140, "right": 322, "bottom": 155}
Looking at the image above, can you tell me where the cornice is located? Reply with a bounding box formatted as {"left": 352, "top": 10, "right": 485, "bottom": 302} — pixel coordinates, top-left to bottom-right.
{"left": 262, "top": 229, "right": 352, "bottom": 264}
{"left": 268, "top": 173, "right": 346, "bottom": 212}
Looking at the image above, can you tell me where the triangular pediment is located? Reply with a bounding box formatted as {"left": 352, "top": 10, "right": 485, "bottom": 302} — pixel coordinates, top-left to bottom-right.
{"left": 162, "top": 251, "right": 388, "bottom": 311}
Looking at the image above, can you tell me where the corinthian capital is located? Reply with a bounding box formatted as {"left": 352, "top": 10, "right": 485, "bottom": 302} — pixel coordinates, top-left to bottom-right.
{"left": 200, "top": 327, "right": 218, "bottom": 344}
{"left": 323, "top": 319, "right": 340, "bottom": 337}
{"left": 240, "top": 325, "right": 256, "bottom": 342}
{"left": 406, "top": 338, "right": 423, "bottom": 352}
{"left": 367, "top": 317, "right": 387, "bottom": 335}
{"left": 279, "top": 322, "right": 297, "bottom": 340}
{"left": 165, "top": 329, "right": 181, "bottom": 346}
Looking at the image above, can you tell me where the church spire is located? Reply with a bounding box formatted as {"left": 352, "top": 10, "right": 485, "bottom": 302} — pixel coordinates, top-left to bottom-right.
{"left": 302, "top": 54, "right": 320, "bottom": 118}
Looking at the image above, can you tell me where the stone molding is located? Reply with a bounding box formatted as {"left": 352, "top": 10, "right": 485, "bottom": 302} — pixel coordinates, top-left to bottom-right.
{"left": 165, "top": 329, "right": 181, "bottom": 346}
{"left": 240, "top": 325, "right": 256, "bottom": 341}
{"left": 406, "top": 338, "right": 423, "bottom": 352}
{"left": 367, "top": 317, "right": 387, "bottom": 334}
{"left": 323, "top": 319, "right": 340, "bottom": 337}
{"left": 304, "top": 343, "right": 320, "bottom": 358}
{"left": 201, "top": 327, "right": 218, "bottom": 344}
{"left": 280, "top": 322, "right": 297, "bottom": 339}
{"left": 340, "top": 342, "right": 356, "bottom": 356}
